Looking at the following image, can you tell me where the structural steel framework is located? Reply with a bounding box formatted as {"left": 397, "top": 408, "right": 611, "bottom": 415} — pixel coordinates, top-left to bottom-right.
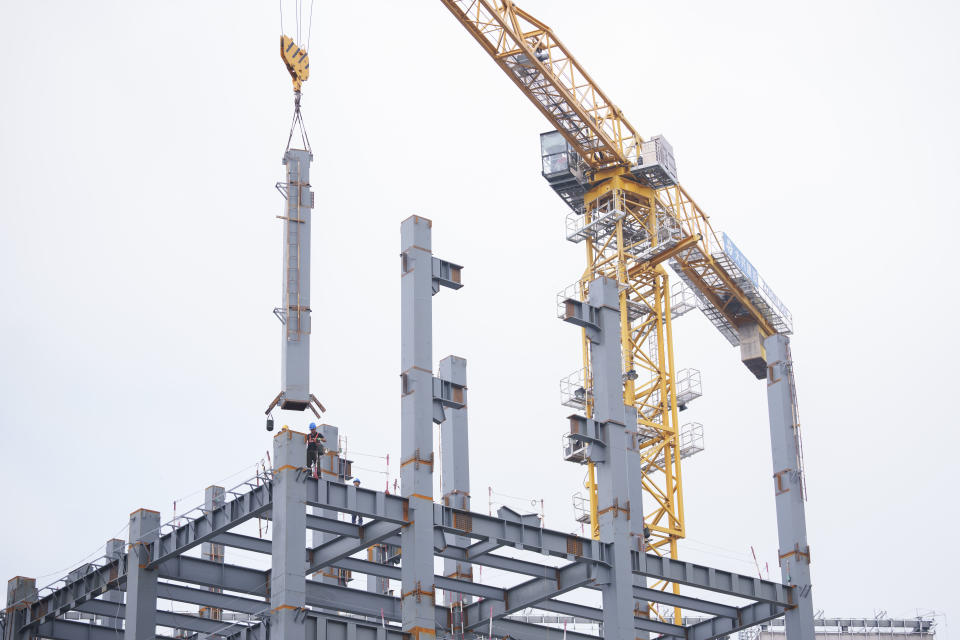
{"left": 3, "top": 216, "right": 806, "bottom": 640}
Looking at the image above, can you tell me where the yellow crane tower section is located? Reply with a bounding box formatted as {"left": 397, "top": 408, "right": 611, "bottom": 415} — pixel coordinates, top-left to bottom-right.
{"left": 440, "top": 0, "right": 794, "bottom": 620}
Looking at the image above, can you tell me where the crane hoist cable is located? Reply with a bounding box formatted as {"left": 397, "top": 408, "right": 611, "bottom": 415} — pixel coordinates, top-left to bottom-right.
{"left": 278, "top": 0, "right": 315, "bottom": 150}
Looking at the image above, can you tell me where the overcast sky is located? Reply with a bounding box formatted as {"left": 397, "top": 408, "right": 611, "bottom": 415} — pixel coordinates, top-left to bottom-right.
{"left": 1, "top": 0, "right": 957, "bottom": 635}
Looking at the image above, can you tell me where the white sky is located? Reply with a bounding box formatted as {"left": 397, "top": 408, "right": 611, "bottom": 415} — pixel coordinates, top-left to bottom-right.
{"left": 1, "top": 0, "right": 958, "bottom": 634}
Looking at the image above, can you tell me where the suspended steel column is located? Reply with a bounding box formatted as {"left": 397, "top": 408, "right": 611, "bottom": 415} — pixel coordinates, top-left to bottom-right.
{"left": 124, "top": 509, "right": 160, "bottom": 640}
{"left": 765, "top": 335, "right": 814, "bottom": 640}
{"left": 278, "top": 150, "right": 314, "bottom": 411}
{"left": 270, "top": 429, "right": 308, "bottom": 640}
{"left": 438, "top": 355, "right": 471, "bottom": 605}
{"left": 400, "top": 216, "right": 462, "bottom": 640}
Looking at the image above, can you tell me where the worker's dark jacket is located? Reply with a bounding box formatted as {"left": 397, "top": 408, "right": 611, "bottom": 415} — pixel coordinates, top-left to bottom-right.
{"left": 307, "top": 432, "right": 325, "bottom": 456}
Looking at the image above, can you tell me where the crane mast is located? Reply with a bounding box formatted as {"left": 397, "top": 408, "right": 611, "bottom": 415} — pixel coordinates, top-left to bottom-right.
{"left": 441, "top": 0, "right": 802, "bottom": 627}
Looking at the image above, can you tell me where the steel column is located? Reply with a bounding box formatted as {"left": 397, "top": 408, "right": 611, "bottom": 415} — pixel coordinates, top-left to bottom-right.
{"left": 279, "top": 149, "right": 314, "bottom": 410}
{"left": 124, "top": 508, "right": 160, "bottom": 640}
{"left": 5, "top": 577, "right": 37, "bottom": 640}
{"left": 587, "top": 276, "right": 639, "bottom": 640}
{"left": 270, "top": 429, "right": 308, "bottom": 640}
{"left": 399, "top": 215, "right": 439, "bottom": 640}
{"left": 438, "top": 355, "right": 471, "bottom": 606}
{"left": 764, "top": 334, "right": 814, "bottom": 640}
{"left": 312, "top": 424, "right": 343, "bottom": 586}
{"left": 101, "top": 540, "right": 124, "bottom": 630}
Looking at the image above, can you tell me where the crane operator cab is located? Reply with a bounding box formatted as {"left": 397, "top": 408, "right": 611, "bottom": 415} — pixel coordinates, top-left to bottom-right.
{"left": 540, "top": 130, "right": 588, "bottom": 214}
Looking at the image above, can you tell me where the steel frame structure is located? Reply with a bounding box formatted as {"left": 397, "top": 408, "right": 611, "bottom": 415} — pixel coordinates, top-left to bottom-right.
{"left": 3, "top": 217, "right": 806, "bottom": 640}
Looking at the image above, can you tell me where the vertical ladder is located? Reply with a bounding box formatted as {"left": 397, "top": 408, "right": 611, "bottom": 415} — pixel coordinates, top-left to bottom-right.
{"left": 286, "top": 158, "right": 302, "bottom": 342}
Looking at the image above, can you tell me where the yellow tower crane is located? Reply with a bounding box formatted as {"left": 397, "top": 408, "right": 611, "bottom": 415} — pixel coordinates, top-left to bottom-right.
{"left": 440, "top": 0, "right": 795, "bottom": 623}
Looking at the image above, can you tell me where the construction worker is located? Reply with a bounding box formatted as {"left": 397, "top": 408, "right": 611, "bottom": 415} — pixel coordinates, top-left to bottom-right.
{"left": 351, "top": 478, "right": 362, "bottom": 525}
{"left": 306, "top": 423, "right": 326, "bottom": 476}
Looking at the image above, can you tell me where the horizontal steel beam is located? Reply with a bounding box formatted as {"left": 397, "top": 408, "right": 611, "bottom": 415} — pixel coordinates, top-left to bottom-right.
{"left": 670, "top": 600, "right": 787, "bottom": 640}
{"left": 492, "top": 618, "right": 599, "bottom": 640}
{"left": 463, "top": 559, "right": 597, "bottom": 630}
{"left": 334, "top": 557, "right": 504, "bottom": 601}
{"left": 157, "top": 556, "right": 268, "bottom": 597}
{"left": 33, "top": 619, "right": 123, "bottom": 640}
{"left": 306, "top": 520, "right": 402, "bottom": 573}
{"left": 150, "top": 482, "right": 272, "bottom": 568}
{"left": 74, "top": 599, "right": 249, "bottom": 635}
{"left": 436, "top": 505, "right": 605, "bottom": 564}
{"left": 634, "top": 585, "right": 739, "bottom": 618}
{"left": 637, "top": 554, "right": 794, "bottom": 606}
{"left": 212, "top": 532, "right": 272, "bottom": 555}
{"left": 157, "top": 582, "right": 267, "bottom": 615}
{"left": 306, "top": 477, "right": 407, "bottom": 523}
{"left": 23, "top": 559, "right": 125, "bottom": 629}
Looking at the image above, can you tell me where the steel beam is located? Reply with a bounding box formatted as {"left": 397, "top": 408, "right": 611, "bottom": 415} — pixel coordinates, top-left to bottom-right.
{"left": 765, "top": 334, "right": 815, "bottom": 640}
{"left": 633, "top": 585, "right": 738, "bottom": 619}
{"left": 636, "top": 555, "right": 793, "bottom": 605}
{"left": 149, "top": 482, "right": 271, "bottom": 568}
{"left": 212, "top": 532, "right": 272, "bottom": 555}
{"left": 124, "top": 508, "right": 159, "bottom": 640}
{"left": 75, "top": 599, "right": 239, "bottom": 636}
{"left": 666, "top": 600, "right": 786, "bottom": 640}
{"left": 157, "top": 556, "right": 267, "bottom": 597}
{"left": 34, "top": 620, "right": 122, "bottom": 640}
{"left": 491, "top": 618, "right": 599, "bottom": 640}
{"left": 462, "top": 560, "right": 597, "bottom": 630}
{"left": 306, "top": 521, "right": 402, "bottom": 573}
{"left": 306, "top": 478, "right": 406, "bottom": 524}
{"left": 157, "top": 583, "right": 265, "bottom": 615}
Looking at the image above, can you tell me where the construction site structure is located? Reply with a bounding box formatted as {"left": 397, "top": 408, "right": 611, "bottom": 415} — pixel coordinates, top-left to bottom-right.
{"left": 3, "top": 213, "right": 815, "bottom": 640}
{"left": 0, "top": 6, "right": 826, "bottom": 640}
{"left": 439, "top": 0, "right": 811, "bottom": 634}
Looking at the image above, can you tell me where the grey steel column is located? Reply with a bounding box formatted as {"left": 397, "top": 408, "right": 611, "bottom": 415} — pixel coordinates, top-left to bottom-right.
{"left": 439, "top": 355, "right": 471, "bottom": 605}
{"left": 624, "top": 406, "right": 649, "bottom": 631}
{"left": 271, "top": 429, "right": 308, "bottom": 640}
{"left": 4, "top": 577, "right": 37, "bottom": 640}
{"left": 400, "top": 215, "right": 462, "bottom": 640}
{"left": 102, "top": 539, "right": 125, "bottom": 630}
{"left": 279, "top": 149, "right": 314, "bottom": 411}
{"left": 312, "top": 424, "right": 343, "bottom": 586}
{"left": 764, "top": 335, "right": 814, "bottom": 640}
{"left": 125, "top": 508, "right": 160, "bottom": 640}
{"left": 400, "top": 215, "right": 438, "bottom": 640}
{"left": 587, "top": 276, "right": 638, "bottom": 640}
{"left": 201, "top": 486, "right": 225, "bottom": 627}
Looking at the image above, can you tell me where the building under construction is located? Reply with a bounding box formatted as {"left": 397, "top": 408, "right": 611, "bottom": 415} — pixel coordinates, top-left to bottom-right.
{"left": 0, "top": 3, "right": 931, "bottom": 640}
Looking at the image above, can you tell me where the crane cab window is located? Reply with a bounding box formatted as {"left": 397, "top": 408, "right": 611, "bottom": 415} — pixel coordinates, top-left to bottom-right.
{"left": 541, "top": 131, "right": 570, "bottom": 176}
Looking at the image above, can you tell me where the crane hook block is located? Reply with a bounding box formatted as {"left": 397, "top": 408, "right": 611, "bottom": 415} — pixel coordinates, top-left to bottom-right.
{"left": 280, "top": 35, "right": 310, "bottom": 92}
